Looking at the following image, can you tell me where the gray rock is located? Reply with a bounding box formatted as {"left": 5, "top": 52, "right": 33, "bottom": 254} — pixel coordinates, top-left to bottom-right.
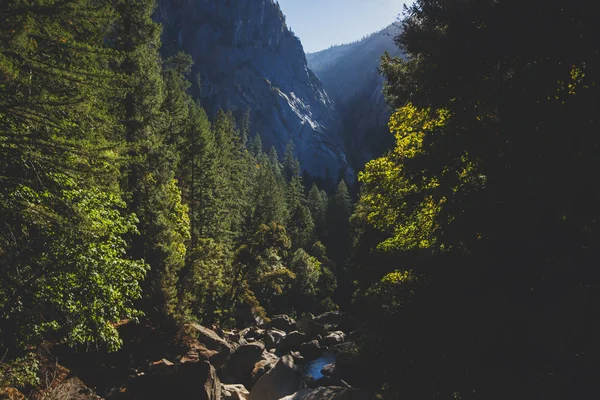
{"left": 307, "top": 24, "right": 403, "bottom": 170}
{"left": 186, "top": 323, "right": 232, "bottom": 369}
{"left": 222, "top": 384, "right": 250, "bottom": 400}
{"left": 155, "top": 0, "right": 353, "bottom": 181}
{"left": 276, "top": 331, "right": 308, "bottom": 354}
{"left": 248, "top": 355, "right": 303, "bottom": 400}
{"left": 265, "top": 329, "right": 286, "bottom": 350}
{"left": 278, "top": 387, "right": 374, "bottom": 400}
{"left": 298, "top": 340, "right": 324, "bottom": 361}
{"left": 321, "top": 362, "right": 336, "bottom": 377}
{"left": 220, "top": 342, "right": 265, "bottom": 385}
{"left": 322, "top": 331, "right": 346, "bottom": 347}
{"left": 271, "top": 315, "right": 297, "bottom": 333}
{"left": 251, "top": 351, "right": 280, "bottom": 387}
{"left": 296, "top": 314, "right": 327, "bottom": 339}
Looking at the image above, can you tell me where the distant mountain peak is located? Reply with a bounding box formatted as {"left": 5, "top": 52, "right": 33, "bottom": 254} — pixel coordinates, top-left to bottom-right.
{"left": 155, "top": 0, "right": 353, "bottom": 181}
{"left": 306, "top": 23, "right": 403, "bottom": 168}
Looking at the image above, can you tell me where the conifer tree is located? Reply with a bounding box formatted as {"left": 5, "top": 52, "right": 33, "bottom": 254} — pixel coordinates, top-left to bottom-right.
{"left": 308, "top": 183, "right": 329, "bottom": 240}
{"left": 114, "top": 0, "right": 189, "bottom": 319}
{"left": 0, "top": 0, "right": 146, "bottom": 350}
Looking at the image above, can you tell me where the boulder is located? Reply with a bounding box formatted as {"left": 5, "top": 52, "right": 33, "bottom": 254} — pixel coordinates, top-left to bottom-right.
{"left": 250, "top": 351, "right": 280, "bottom": 386}
{"left": 298, "top": 340, "right": 324, "bottom": 361}
{"left": 334, "top": 349, "right": 362, "bottom": 386}
{"left": 296, "top": 314, "right": 327, "bottom": 339}
{"left": 124, "top": 360, "right": 220, "bottom": 400}
{"left": 290, "top": 351, "right": 304, "bottom": 363}
{"left": 322, "top": 331, "right": 345, "bottom": 347}
{"left": 276, "top": 331, "right": 308, "bottom": 354}
{"left": 222, "top": 384, "right": 250, "bottom": 400}
{"left": 248, "top": 355, "right": 303, "bottom": 400}
{"left": 186, "top": 323, "right": 232, "bottom": 368}
{"left": 278, "top": 387, "right": 374, "bottom": 400}
{"left": 220, "top": 342, "right": 265, "bottom": 385}
{"left": 264, "top": 329, "right": 286, "bottom": 350}
{"left": 243, "top": 327, "right": 265, "bottom": 341}
{"left": 295, "top": 314, "right": 315, "bottom": 332}
{"left": 321, "top": 362, "right": 336, "bottom": 377}
{"left": 225, "top": 330, "right": 241, "bottom": 343}
{"left": 270, "top": 315, "right": 297, "bottom": 333}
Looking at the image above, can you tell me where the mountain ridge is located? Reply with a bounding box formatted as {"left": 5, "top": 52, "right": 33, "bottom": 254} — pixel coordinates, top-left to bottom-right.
{"left": 155, "top": 0, "right": 353, "bottom": 181}
{"left": 307, "top": 24, "right": 403, "bottom": 168}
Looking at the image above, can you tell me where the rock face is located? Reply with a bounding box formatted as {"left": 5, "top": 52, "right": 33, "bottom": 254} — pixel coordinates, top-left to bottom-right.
{"left": 307, "top": 24, "right": 403, "bottom": 169}
{"left": 248, "top": 355, "right": 303, "bottom": 400}
{"left": 155, "top": 0, "right": 352, "bottom": 180}
{"left": 278, "top": 387, "right": 374, "bottom": 400}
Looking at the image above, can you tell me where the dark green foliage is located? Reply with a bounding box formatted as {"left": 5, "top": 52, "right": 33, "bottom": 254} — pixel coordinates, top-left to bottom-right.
{"left": 307, "top": 183, "right": 328, "bottom": 240}
{"left": 0, "top": 0, "right": 148, "bottom": 351}
{"left": 114, "top": 0, "right": 189, "bottom": 321}
{"left": 177, "top": 238, "right": 230, "bottom": 324}
{"left": 325, "top": 180, "right": 353, "bottom": 306}
{"left": 232, "top": 222, "right": 294, "bottom": 315}
{"left": 250, "top": 152, "right": 288, "bottom": 231}
{"left": 0, "top": 0, "right": 344, "bottom": 365}
{"left": 352, "top": 1, "right": 600, "bottom": 398}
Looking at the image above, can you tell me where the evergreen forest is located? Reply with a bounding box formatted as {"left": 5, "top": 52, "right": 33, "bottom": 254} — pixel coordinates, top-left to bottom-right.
{"left": 2, "top": 0, "right": 600, "bottom": 399}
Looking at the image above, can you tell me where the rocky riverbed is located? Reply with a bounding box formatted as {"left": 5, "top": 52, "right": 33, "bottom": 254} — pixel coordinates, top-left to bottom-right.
{"left": 0, "top": 312, "right": 373, "bottom": 400}
{"left": 115, "top": 312, "right": 373, "bottom": 400}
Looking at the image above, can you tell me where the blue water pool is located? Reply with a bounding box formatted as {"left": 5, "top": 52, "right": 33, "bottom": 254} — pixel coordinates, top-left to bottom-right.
{"left": 302, "top": 352, "right": 336, "bottom": 380}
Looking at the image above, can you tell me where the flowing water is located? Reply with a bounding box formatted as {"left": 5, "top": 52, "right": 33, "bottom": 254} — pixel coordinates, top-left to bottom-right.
{"left": 301, "top": 352, "right": 336, "bottom": 380}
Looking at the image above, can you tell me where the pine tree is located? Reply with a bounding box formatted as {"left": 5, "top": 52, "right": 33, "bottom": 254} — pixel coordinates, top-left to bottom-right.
{"left": 115, "top": 0, "right": 189, "bottom": 320}
{"left": 285, "top": 157, "right": 315, "bottom": 249}
{"left": 250, "top": 152, "right": 288, "bottom": 231}
{"left": 0, "top": 0, "right": 146, "bottom": 350}
{"left": 282, "top": 140, "right": 300, "bottom": 182}
{"left": 249, "top": 133, "right": 263, "bottom": 157}
{"left": 211, "top": 110, "right": 251, "bottom": 244}
{"left": 308, "top": 183, "right": 329, "bottom": 240}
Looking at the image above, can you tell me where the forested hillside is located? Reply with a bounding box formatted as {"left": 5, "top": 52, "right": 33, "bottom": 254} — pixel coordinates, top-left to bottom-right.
{"left": 349, "top": 0, "right": 600, "bottom": 399}
{"left": 3, "top": 0, "right": 600, "bottom": 399}
{"left": 154, "top": 0, "right": 353, "bottom": 182}
{"left": 0, "top": 0, "right": 353, "bottom": 397}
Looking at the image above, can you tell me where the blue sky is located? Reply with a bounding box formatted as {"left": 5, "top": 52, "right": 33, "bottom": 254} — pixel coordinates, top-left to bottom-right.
{"left": 276, "top": 0, "right": 409, "bottom": 53}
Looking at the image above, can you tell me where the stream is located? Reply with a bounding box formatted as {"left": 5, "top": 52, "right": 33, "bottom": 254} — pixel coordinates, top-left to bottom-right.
{"left": 301, "top": 352, "right": 336, "bottom": 380}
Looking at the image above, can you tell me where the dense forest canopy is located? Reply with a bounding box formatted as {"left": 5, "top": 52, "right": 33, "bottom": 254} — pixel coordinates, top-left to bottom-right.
{"left": 2, "top": 0, "right": 600, "bottom": 399}
{"left": 1, "top": 0, "right": 351, "bottom": 377}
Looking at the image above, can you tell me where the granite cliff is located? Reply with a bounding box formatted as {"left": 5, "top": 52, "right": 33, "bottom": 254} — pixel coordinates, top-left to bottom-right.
{"left": 307, "top": 24, "right": 403, "bottom": 168}
{"left": 155, "top": 0, "right": 352, "bottom": 180}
